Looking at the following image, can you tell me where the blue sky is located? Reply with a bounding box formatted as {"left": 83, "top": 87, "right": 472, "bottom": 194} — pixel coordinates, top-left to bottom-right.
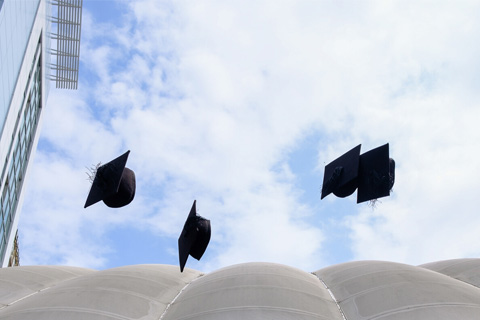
{"left": 19, "top": 0, "right": 480, "bottom": 272}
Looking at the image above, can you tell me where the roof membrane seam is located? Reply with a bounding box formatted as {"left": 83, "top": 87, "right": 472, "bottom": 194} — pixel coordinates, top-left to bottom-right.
{"left": 0, "top": 268, "right": 92, "bottom": 312}
{"left": 170, "top": 284, "right": 333, "bottom": 304}
{"left": 419, "top": 261, "right": 480, "bottom": 290}
{"left": 70, "top": 272, "right": 182, "bottom": 287}
{"left": 451, "top": 277, "right": 480, "bottom": 290}
{"left": 367, "top": 302, "right": 480, "bottom": 320}
{"left": 182, "top": 271, "right": 319, "bottom": 287}
{"left": 164, "top": 305, "right": 333, "bottom": 320}
{"left": 0, "top": 286, "right": 52, "bottom": 312}
{"left": 419, "top": 259, "right": 477, "bottom": 272}
{"left": 0, "top": 306, "right": 132, "bottom": 320}
{"left": 158, "top": 273, "right": 204, "bottom": 320}
{"left": 335, "top": 277, "right": 480, "bottom": 302}
{"left": 319, "top": 267, "right": 421, "bottom": 286}
{"left": 0, "top": 269, "right": 61, "bottom": 283}
{"left": 316, "top": 275, "right": 348, "bottom": 320}
{"left": 39, "top": 285, "right": 170, "bottom": 304}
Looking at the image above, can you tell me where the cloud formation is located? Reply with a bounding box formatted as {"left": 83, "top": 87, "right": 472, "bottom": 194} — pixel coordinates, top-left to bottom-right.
{"left": 20, "top": 0, "right": 480, "bottom": 271}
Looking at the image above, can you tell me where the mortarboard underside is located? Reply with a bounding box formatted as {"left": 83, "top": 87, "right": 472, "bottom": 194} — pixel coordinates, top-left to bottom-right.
{"left": 178, "top": 200, "right": 211, "bottom": 272}
{"left": 84, "top": 150, "right": 136, "bottom": 208}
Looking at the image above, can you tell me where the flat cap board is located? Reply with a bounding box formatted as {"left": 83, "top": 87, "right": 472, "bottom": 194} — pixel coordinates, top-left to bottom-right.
{"left": 357, "top": 143, "right": 391, "bottom": 203}
{"left": 84, "top": 150, "right": 131, "bottom": 208}
{"left": 321, "top": 144, "right": 361, "bottom": 199}
{"left": 178, "top": 200, "right": 211, "bottom": 272}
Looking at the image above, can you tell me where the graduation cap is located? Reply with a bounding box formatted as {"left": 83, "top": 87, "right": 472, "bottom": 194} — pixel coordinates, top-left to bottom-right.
{"left": 178, "top": 200, "right": 211, "bottom": 272}
{"left": 357, "top": 144, "right": 395, "bottom": 203}
{"left": 321, "top": 144, "right": 361, "bottom": 199}
{"left": 84, "top": 150, "right": 136, "bottom": 208}
{"left": 321, "top": 143, "right": 395, "bottom": 204}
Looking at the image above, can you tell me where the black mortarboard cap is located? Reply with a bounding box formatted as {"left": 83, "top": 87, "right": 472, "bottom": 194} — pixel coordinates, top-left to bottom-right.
{"left": 321, "top": 144, "right": 361, "bottom": 199}
{"left": 84, "top": 150, "right": 136, "bottom": 208}
{"left": 178, "top": 200, "right": 211, "bottom": 272}
{"left": 357, "top": 143, "right": 394, "bottom": 203}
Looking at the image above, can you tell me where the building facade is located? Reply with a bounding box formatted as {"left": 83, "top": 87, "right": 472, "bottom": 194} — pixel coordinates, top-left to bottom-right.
{"left": 0, "top": 0, "right": 82, "bottom": 267}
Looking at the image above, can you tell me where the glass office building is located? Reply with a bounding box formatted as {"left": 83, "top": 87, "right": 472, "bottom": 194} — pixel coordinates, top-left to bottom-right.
{"left": 0, "top": 0, "right": 82, "bottom": 267}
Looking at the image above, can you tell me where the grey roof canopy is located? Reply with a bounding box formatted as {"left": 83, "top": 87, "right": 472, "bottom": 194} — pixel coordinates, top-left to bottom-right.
{"left": 314, "top": 259, "right": 480, "bottom": 320}
{"left": 1, "top": 259, "right": 479, "bottom": 320}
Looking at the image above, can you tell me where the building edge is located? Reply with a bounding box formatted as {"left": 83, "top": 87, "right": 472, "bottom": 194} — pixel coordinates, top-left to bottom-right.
{"left": 0, "top": 0, "right": 49, "bottom": 267}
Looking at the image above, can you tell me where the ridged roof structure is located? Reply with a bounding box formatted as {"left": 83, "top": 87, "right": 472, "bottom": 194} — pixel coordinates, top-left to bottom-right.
{"left": 0, "top": 259, "right": 479, "bottom": 319}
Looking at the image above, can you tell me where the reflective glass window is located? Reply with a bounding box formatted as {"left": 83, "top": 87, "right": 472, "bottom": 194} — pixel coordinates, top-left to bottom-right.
{"left": 0, "top": 39, "right": 42, "bottom": 261}
{"left": 0, "top": 0, "right": 40, "bottom": 132}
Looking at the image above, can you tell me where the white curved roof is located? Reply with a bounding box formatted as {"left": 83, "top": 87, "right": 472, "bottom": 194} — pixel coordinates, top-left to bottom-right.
{"left": 161, "top": 262, "right": 341, "bottom": 320}
{"left": 419, "top": 258, "right": 480, "bottom": 288}
{"left": 313, "top": 260, "right": 480, "bottom": 320}
{"left": 0, "top": 264, "right": 202, "bottom": 320}
{"left": 0, "top": 265, "right": 94, "bottom": 308}
{"left": 0, "top": 259, "right": 479, "bottom": 320}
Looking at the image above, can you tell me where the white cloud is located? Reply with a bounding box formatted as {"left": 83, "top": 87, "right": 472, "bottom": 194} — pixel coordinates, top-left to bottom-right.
{"left": 19, "top": 0, "right": 480, "bottom": 271}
